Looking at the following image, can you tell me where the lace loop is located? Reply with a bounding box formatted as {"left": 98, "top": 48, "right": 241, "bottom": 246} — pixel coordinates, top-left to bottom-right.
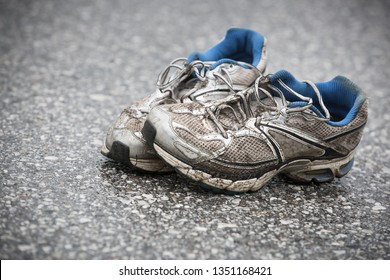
{"left": 276, "top": 78, "right": 330, "bottom": 121}
{"left": 205, "top": 74, "right": 331, "bottom": 138}
{"left": 206, "top": 107, "right": 228, "bottom": 138}
{"left": 156, "top": 58, "right": 210, "bottom": 90}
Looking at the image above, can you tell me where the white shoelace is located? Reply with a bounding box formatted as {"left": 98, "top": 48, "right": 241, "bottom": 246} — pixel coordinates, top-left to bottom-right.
{"left": 152, "top": 58, "right": 259, "bottom": 107}
{"left": 206, "top": 75, "right": 331, "bottom": 138}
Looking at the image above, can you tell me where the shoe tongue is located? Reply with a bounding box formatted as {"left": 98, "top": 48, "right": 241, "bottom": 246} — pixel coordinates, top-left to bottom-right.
{"left": 208, "top": 60, "right": 259, "bottom": 87}
{"left": 270, "top": 70, "right": 329, "bottom": 117}
{"left": 209, "top": 58, "right": 242, "bottom": 70}
{"left": 177, "top": 59, "right": 258, "bottom": 103}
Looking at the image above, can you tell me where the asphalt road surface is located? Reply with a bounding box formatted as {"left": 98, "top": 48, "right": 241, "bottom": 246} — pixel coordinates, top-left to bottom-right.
{"left": 0, "top": 0, "right": 389, "bottom": 259}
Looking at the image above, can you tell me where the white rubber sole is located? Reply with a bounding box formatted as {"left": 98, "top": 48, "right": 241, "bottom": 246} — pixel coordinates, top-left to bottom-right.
{"left": 154, "top": 143, "right": 356, "bottom": 192}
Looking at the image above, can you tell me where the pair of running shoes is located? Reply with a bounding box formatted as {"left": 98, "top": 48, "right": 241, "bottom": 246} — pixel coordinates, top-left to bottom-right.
{"left": 101, "top": 28, "right": 368, "bottom": 193}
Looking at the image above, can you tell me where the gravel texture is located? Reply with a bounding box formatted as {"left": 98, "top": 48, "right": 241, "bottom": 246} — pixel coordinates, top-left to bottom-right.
{"left": 0, "top": 0, "right": 389, "bottom": 259}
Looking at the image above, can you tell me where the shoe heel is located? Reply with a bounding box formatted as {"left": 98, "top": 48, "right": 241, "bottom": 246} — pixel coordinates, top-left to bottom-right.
{"left": 282, "top": 155, "right": 355, "bottom": 184}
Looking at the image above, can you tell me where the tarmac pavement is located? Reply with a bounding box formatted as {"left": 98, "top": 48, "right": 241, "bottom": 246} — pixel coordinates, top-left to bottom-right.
{"left": 0, "top": 0, "right": 389, "bottom": 259}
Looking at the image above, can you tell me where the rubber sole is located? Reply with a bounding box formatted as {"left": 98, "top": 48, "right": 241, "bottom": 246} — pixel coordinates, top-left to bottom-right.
{"left": 153, "top": 143, "right": 356, "bottom": 193}
{"left": 282, "top": 156, "right": 354, "bottom": 183}
{"left": 101, "top": 140, "right": 173, "bottom": 173}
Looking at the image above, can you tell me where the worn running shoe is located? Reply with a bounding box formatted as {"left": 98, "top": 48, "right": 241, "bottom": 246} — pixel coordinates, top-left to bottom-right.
{"left": 143, "top": 70, "right": 367, "bottom": 192}
{"left": 101, "top": 28, "right": 267, "bottom": 172}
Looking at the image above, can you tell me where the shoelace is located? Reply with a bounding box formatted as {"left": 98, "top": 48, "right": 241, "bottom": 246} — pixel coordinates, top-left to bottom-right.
{"left": 206, "top": 75, "right": 331, "bottom": 138}
{"left": 148, "top": 58, "right": 211, "bottom": 108}
{"left": 157, "top": 58, "right": 210, "bottom": 90}
{"left": 151, "top": 59, "right": 259, "bottom": 107}
{"left": 136, "top": 58, "right": 209, "bottom": 112}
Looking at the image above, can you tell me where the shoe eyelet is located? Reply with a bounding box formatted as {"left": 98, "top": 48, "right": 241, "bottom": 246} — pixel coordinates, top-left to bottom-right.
{"left": 280, "top": 107, "right": 289, "bottom": 117}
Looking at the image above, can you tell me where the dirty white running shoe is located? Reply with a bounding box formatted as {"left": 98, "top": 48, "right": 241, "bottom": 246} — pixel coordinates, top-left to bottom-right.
{"left": 101, "top": 28, "right": 267, "bottom": 172}
{"left": 143, "top": 70, "right": 367, "bottom": 192}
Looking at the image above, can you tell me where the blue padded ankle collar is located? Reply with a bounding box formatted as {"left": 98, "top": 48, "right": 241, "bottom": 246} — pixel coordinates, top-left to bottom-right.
{"left": 186, "top": 28, "right": 265, "bottom": 70}
{"left": 269, "top": 70, "right": 366, "bottom": 127}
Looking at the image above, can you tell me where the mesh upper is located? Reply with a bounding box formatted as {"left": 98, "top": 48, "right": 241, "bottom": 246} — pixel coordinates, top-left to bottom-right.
{"left": 115, "top": 109, "right": 146, "bottom": 132}
{"left": 175, "top": 128, "right": 224, "bottom": 152}
{"left": 268, "top": 130, "right": 324, "bottom": 160}
{"left": 329, "top": 129, "right": 364, "bottom": 154}
{"left": 173, "top": 112, "right": 216, "bottom": 135}
{"left": 216, "top": 103, "right": 245, "bottom": 131}
{"left": 219, "top": 136, "right": 276, "bottom": 163}
{"left": 285, "top": 101, "right": 367, "bottom": 140}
